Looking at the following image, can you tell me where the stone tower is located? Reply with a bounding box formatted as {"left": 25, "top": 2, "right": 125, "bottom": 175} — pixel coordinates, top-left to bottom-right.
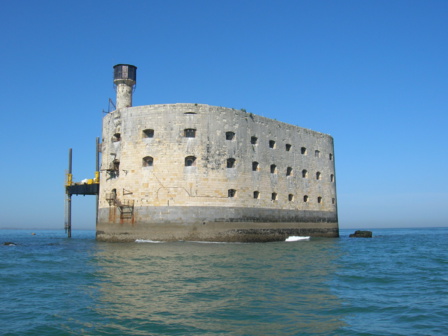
{"left": 113, "top": 64, "right": 137, "bottom": 110}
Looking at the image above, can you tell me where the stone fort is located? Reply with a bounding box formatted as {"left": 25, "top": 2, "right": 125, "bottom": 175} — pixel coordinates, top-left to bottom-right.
{"left": 96, "top": 64, "right": 338, "bottom": 242}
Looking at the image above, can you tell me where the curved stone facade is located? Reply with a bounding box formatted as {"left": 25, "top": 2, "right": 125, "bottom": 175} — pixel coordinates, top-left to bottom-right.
{"left": 97, "top": 103, "right": 338, "bottom": 242}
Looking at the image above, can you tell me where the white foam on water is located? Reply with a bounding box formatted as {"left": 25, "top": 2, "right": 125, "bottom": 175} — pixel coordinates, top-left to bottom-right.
{"left": 285, "top": 236, "right": 310, "bottom": 242}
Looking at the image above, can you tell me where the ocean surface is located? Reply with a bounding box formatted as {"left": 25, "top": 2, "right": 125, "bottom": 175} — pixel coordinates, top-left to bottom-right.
{"left": 1, "top": 228, "right": 447, "bottom": 335}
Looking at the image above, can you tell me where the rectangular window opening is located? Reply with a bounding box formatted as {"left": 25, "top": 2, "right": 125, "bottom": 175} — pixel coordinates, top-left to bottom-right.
{"left": 184, "top": 128, "right": 196, "bottom": 138}
{"left": 226, "top": 132, "right": 235, "bottom": 140}
{"left": 143, "top": 129, "right": 154, "bottom": 138}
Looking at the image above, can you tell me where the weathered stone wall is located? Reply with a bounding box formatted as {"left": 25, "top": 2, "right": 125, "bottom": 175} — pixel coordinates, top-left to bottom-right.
{"left": 96, "top": 208, "right": 338, "bottom": 242}
{"left": 98, "top": 103, "right": 338, "bottom": 241}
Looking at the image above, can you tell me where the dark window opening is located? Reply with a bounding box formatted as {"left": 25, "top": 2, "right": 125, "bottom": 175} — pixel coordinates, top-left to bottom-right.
{"left": 301, "top": 147, "right": 307, "bottom": 155}
{"left": 252, "top": 161, "right": 259, "bottom": 171}
{"left": 108, "top": 160, "right": 120, "bottom": 178}
{"left": 112, "top": 133, "right": 121, "bottom": 142}
{"left": 228, "top": 189, "right": 237, "bottom": 198}
{"left": 316, "top": 172, "right": 321, "bottom": 180}
{"left": 269, "top": 140, "right": 276, "bottom": 148}
{"left": 270, "top": 164, "right": 277, "bottom": 174}
{"left": 288, "top": 194, "right": 294, "bottom": 201}
{"left": 302, "top": 169, "right": 308, "bottom": 178}
{"left": 227, "top": 158, "right": 236, "bottom": 168}
{"left": 143, "top": 129, "right": 154, "bottom": 138}
{"left": 332, "top": 198, "right": 336, "bottom": 204}
{"left": 226, "top": 131, "right": 235, "bottom": 140}
{"left": 303, "top": 195, "right": 309, "bottom": 202}
{"left": 315, "top": 150, "right": 320, "bottom": 158}
{"left": 253, "top": 191, "right": 260, "bottom": 199}
{"left": 329, "top": 153, "right": 333, "bottom": 160}
{"left": 318, "top": 196, "right": 322, "bottom": 204}
{"left": 184, "top": 128, "right": 196, "bottom": 138}
{"left": 286, "top": 167, "right": 293, "bottom": 176}
{"left": 142, "top": 156, "right": 153, "bottom": 167}
{"left": 185, "top": 156, "right": 196, "bottom": 167}
{"left": 286, "top": 144, "right": 292, "bottom": 151}
{"left": 113, "top": 160, "right": 120, "bottom": 171}
{"left": 331, "top": 174, "right": 334, "bottom": 182}
{"left": 271, "top": 192, "right": 278, "bottom": 201}
{"left": 251, "top": 136, "right": 258, "bottom": 145}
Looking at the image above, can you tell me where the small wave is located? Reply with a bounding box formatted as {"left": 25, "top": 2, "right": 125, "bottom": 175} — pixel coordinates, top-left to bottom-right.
{"left": 285, "top": 236, "right": 310, "bottom": 242}
{"left": 135, "top": 239, "right": 164, "bottom": 243}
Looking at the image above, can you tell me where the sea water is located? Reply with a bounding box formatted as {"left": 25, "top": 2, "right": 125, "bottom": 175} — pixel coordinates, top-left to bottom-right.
{"left": 1, "top": 228, "right": 447, "bottom": 335}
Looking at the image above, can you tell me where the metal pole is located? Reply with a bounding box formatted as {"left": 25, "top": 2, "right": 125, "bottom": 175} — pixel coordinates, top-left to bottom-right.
{"left": 67, "top": 148, "right": 72, "bottom": 238}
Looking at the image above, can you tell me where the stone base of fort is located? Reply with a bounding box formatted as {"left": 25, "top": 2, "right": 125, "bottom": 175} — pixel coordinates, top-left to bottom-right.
{"left": 96, "top": 206, "right": 339, "bottom": 242}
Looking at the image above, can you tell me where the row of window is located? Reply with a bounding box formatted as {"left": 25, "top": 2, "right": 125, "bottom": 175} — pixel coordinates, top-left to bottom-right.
{"left": 228, "top": 189, "right": 336, "bottom": 204}
{"left": 142, "top": 156, "right": 334, "bottom": 182}
{"left": 112, "top": 129, "right": 333, "bottom": 160}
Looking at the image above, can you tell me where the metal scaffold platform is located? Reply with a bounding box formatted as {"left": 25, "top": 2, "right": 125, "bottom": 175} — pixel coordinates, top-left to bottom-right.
{"left": 65, "top": 138, "right": 100, "bottom": 238}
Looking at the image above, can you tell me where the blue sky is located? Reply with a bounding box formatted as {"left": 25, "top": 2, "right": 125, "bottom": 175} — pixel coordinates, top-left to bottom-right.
{"left": 1, "top": 0, "right": 447, "bottom": 230}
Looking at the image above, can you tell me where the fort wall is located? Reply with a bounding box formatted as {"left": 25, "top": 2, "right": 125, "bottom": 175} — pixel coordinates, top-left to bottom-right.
{"left": 97, "top": 103, "right": 338, "bottom": 241}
